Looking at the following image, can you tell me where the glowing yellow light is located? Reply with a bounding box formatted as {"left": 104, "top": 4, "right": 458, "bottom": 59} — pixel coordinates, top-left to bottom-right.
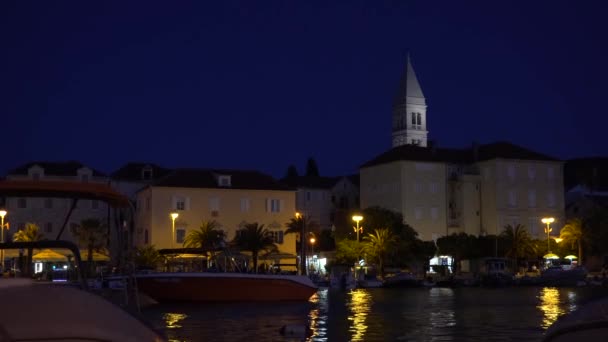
{"left": 537, "top": 288, "right": 564, "bottom": 329}
{"left": 352, "top": 215, "right": 363, "bottom": 223}
{"left": 0, "top": 210, "right": 6, "bottom": 219}
{"left": 164, "top": 312, "right": 187, "bottom": 329}
{"left": 554, "top": 238, "right": 563, "bottom": 243}
{"left": 347, "top": 289, "right": 371, "bottom": 341}
{"left": 170, "top": 212, "right": 179, "bottom": 220}
{"left": 310, "top": 237, "right": 316, "bottom": 244}
{"left": 541, "top": 217, "right": 555, "bottom": 224}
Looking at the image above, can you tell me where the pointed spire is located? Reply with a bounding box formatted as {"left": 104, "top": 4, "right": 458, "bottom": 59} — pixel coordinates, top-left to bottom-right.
{"left": 394, "top": 54, "right": 426, "bottom": 107}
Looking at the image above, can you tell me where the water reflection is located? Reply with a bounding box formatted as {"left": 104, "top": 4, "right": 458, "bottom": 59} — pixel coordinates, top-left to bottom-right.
{"left": 164, "top": 312, "right": 188, "bottom": 329}
{"left": 537, "top": 287, "right": 565, "bottom": 329}
{"left": 347, "top": 289, "right": 372, "bottom": 341}
{"left": 308, "top": 289, "right": 328, "bottom": 341}
{"left": 429, "top": 287, "right": 456, "bottom": 330}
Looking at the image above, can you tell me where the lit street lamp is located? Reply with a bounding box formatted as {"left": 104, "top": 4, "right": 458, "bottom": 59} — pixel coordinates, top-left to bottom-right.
{"left": 542, "top": 217, "right": 555, "bottom": 254}
{"left": 0, "top": 210, "right": 7, "bottom": 271}
{"left": 309, "top": 236, "right": 316, "bottom": 273}
{"left": 295, "top": 212, "right": 307, "bottom": 276}
{"left": 170, "top": 212, "right": 179, "bottom": 248}
{"left": 352, "top": 215, "right": 363, "bottom": 242}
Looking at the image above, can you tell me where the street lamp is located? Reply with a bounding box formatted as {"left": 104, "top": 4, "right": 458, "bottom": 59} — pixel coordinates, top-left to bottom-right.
{"left": 0, "top": 210, "right": 7, "bottom": 271}
{"left": 170, "top": 212, "right": 179, "bottom": 248}
{"left": 295, "top": 212, "right": 307, "bottom": 276}
{"left": 352, "top": 215, "right": 363, "bottom": 242}
{"left": 309, "top": 236, "right": 316, "bottom": 273}
{"left": 542, "top": 217, "right": 555, "bottom": 254}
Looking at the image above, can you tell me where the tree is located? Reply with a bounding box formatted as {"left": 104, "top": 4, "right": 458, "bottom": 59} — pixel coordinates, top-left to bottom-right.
{"left": 560, "top": 219, "right": 584, "bottom": 263}
{"left": 305, "top": 157, "right": 320, "bottom": 177}
{"left": 183, "top": 220, "right": 226, "bottom": 252}
{"left": 501, "top": 224, "right": 535, "bottom": 260}
{"left": 436, "top": 233, "right": 478, "bottom": 272}
{"left": 134, "top": 245, "right": 164, "bottom": 270}
{"left": 334, "top": 238, "right": 362, "bottom": 266}
{"left": 232, "top": 223, "right": 277, "bottom": 273}
{"left": 71, "top": 218, "right": 108, "bottom": 277}
{"left": 362, "top": 228, "right": 398, "bottom": 278}
{"left": 13, "top": 223, "right": 44, "bottom": 242}
{"left": 13, "top": 223, "right": 44, "bottom": 275}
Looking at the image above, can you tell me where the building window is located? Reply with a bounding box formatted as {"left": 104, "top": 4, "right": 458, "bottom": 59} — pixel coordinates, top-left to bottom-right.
{"left": 210, "top": 198, "right": 220, "bottom": 216}
{"left": 44, "top": 198, "right": 53, "bottom": 209}
{"left": 174, "top": 196, "right": 188, "bottom": 211}
{"left": 429, "top": 182, "right": 438, "bottom": 194}
{"left": 414, "top": 182, "right": 423, "bottom": 193}
{"left": 17, "top": 198, "right": 27, "bottom": 209}
{"left": 45, "top": 222, "right": 53, "bottom": 233}
{"left": 240, "top": 198, "right": 250, "bottom": 213}
{"left": 528, "top": 218, "right": 539, "bottom": 236}
{"left": 508, "top": 190, "right": 517, "bottom": 207}
{"left": 411, "top": 112, "right": 416, "bottom": 125}
{"left": 269, "top": 231, "right": 284, "bottom": 244}
{"left": 415, "top": 207, "right": 422, "bottom": 220}
{"left": 430, "top": 207, "right": 438, "bottom": 220}
{"left": 218, "top": 175, "right": 231, "bottom": 187}
{"left": 528, "top": 166, "right": 536, "bottom": 180}
{"left": 547, "top": 192, "right": 556, "bottom": 207}
{"left": 547, "top": 167, "right": 555, "bottom": 180}
{"left": 528, "top": 190, "right": 536, "bottom": 208}
{"left": 144, "top": 229, "right": 149, "bottom": 244}
{"left": 417, "top": 113, "right": 422, "bottom": 126}
{"left": 91, "top": 200, "right": 99, "bottom": 210}
{"left": 176, "top": 228, "right": 186, "bottom": 244}
{"left": 507, "top": 164, "right": 515, "bottom": 181}
{"left": 267, "top": 199, "right": 282, "bottom": 213}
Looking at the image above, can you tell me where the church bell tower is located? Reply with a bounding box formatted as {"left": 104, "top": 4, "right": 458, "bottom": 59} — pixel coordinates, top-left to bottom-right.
{"left": 392, "top": 55, "right": 428, "bottom": 147}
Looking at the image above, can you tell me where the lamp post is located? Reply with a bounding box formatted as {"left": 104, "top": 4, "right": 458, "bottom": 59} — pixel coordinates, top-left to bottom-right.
{"left": 170, "top": 212, "right": 179, "bottom": 249}
{"left": 0, "top": 210, "right": 7, "bottom": 271}
{"left": 352, "top": 215, "right": 363, "bottom": 242}
{"left": 295, "top": 212, "right": 307, "bottom": 276}
{"left": 542, "top": 217, "right": 555, "bottom": 254}
{"left": 309, "top": 236, "right": 316, "bottom": 273}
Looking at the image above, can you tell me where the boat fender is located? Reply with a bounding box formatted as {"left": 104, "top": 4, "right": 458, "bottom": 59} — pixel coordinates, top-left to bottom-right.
{"left": 279, "top": 324, "right": 307, "bottom": 337}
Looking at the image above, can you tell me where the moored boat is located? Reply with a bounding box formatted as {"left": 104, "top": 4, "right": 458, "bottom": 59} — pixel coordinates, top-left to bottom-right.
{"left": 135, "top": 272, "right": 317, "bottom": 302}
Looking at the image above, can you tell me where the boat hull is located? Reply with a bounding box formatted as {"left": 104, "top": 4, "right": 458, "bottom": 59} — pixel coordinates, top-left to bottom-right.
{"left": 136, "top": 273, "right": 317, "bottom": 302}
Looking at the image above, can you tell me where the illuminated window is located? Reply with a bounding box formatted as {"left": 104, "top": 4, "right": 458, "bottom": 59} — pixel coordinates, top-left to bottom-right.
{"left": 269, "top": 231, "right": 284, "bottom": 244}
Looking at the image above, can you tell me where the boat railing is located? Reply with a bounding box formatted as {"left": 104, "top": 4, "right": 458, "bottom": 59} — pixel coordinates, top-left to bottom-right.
{"left": 0, "top": 240, "right": 88, "bottom": 290}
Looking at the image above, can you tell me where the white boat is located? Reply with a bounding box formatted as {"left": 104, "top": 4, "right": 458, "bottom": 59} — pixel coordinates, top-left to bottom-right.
{"left": 0, "top": 278, "right": 165, "bottom": 341}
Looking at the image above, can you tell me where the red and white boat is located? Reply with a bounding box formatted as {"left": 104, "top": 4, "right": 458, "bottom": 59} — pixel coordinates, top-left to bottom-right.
{"left": 135, "top": 272, "right": 318, "bottom": 302}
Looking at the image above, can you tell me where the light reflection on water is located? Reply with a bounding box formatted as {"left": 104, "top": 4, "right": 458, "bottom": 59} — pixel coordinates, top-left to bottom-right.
{"left": 143, "top": 286, "right": 607, "bottom": 341}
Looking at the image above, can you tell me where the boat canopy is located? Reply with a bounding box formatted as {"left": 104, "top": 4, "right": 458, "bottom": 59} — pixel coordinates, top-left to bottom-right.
{"left": 543, "top": 253, "right": 560, "bottom": 259}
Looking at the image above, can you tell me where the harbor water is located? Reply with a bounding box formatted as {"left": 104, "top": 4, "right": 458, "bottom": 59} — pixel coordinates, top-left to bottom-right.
{"left": 142, "top": 286, "right": 608, "bottom": 341}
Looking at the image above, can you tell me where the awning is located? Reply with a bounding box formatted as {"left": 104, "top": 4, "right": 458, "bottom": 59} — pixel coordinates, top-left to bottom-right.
{"left": 543, "top": 253, "right": 560, "bottom": 260}
{"left": 33, "top": 249, "right": 69, "bottom": 262}
{"left": 564, "top": 255, "right": 578, "bottom": 260}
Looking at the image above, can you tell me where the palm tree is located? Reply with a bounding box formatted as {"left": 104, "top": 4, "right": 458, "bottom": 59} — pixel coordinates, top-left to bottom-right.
{"left": 13, "top": 223, "right": 45, "bottom": 275}
{"left": 134, "top": 245, "right": 164, "bottom": 270}
{"left": 13, "top": 223, "right": 44, "bottom": 242}
{"left": 232, "top": 223, "right": 277, "bottom": 273}
{"left": 362, "top": 228, "right": 397, "bottom": 278}
{"left": 183, "top": 220, "right": 226, "bottom": 251}
{"left": 285, "top": 216, "right": 319, "bottom": 275}
{"left": 560, "top": 218, "right": 584, "bottom": 264}
{"left": 500, "top": 224, "right": 535, "bottom": 260}
{"left": 71, "top": 218, "right": 108, "bottom": 277}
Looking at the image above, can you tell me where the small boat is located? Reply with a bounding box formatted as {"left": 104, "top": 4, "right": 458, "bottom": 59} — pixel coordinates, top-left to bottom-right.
{"left": 540, "top": 266, "right": 588, "bottom": 287}
{"left": 358, "top": 276, "right": 384, "bottom": 288}
{"left": 383, "top": 272, "right": 421, "bottom": 288}
{"left": 135, "top": 272, "right": 317, "bottom": 302}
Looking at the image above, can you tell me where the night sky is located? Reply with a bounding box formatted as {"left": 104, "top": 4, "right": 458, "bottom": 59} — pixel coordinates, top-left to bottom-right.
{"left": 2, "top": 1, "right": 607, "bottom": 179}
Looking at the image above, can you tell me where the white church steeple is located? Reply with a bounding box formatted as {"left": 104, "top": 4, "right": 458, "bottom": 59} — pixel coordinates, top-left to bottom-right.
{"left": 392, "top": 54, "right": 428, "bottom": 147}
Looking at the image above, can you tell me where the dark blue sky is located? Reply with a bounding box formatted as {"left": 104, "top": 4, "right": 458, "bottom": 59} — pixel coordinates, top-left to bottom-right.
{"left": 2, "top": 1, "right": 607, "bottom": 178}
